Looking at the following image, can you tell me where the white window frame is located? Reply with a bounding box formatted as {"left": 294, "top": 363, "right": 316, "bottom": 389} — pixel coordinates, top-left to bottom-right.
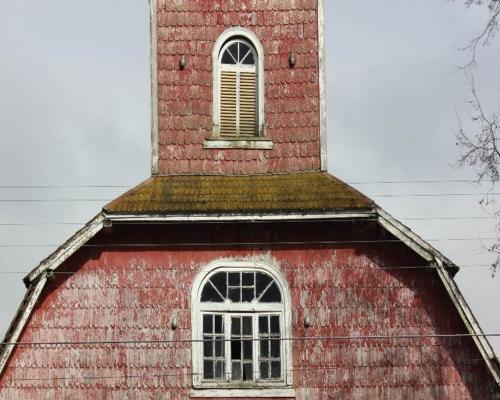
{"left": 204, "top": 27, "right": 272, "bottom": 150}
{"left": 190, "top": 260, "right": 293, "bottom": 398}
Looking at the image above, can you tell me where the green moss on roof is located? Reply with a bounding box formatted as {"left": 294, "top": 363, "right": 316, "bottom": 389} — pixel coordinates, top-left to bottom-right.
{"left": 104, "top": 172, "right": 374, "bottom": 215}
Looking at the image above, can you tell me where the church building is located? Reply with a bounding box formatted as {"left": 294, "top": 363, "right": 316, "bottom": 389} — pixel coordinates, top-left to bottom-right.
{"left": 1, "top": 1, "right": 499, "bottom": 398}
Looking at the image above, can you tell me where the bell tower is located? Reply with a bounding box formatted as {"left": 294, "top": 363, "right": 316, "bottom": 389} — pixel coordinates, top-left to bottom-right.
{"left": 150, "top": 0, "right": 327, "bottom": 175}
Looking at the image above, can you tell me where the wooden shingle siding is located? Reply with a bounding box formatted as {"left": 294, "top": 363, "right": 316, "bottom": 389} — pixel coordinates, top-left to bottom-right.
{"left": 155, "top": 0, "right": 322, "bottom": 175}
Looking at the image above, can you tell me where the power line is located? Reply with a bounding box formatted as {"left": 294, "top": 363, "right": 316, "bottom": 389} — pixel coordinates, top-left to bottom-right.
{"left": 1, "top": 192, "right": 500, "bottom": 202}
{"left": 0, "top": 237, "right": 498, "bottom": 249}
{"left": 0, "top": 264, "right": 495, "bottom": 276}
{"left": 2, "top": 333, "right": 500, "bottom": 347}
{"left": 0, "top": 215, "right": 496, "bottom": 227}
{"left": 0, "top": 178, "right": 496, "bottom": 189}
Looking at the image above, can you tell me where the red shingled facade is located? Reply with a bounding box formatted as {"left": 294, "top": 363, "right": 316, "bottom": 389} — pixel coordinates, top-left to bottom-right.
{"left": 0, "top": 222, "right": 497, "bottom": 399}
{"left": 156, "top": 0, "right": 322, "bottom": 175}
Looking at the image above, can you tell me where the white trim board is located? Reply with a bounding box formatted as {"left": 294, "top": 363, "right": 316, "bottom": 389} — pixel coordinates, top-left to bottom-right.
{"left": 149, "top": 0, "right": 159, "bottom": 175}
{"left": 317, "top": 0, "right": 327, "bottom": 171}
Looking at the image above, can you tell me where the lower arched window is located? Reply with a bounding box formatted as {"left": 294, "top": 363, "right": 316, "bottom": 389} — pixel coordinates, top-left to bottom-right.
{"left": 191, "top": 261, "right": 293, "bottom": 395}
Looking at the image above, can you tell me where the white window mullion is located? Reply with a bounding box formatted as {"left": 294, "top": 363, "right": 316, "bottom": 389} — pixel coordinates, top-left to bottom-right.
{"left": 253, "top": 314, "right": 259, "bottom": 381}
{"left": 225, "top": 314, "right": 231, "bottom": 381}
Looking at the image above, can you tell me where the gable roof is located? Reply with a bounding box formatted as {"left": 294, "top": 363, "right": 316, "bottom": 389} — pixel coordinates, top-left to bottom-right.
{"left": 1, "top": 172, "right": 499, "bottom": 389}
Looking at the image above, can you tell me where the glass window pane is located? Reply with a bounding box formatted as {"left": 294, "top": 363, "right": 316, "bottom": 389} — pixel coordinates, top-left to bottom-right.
{"left": 242, "top": 51, "right": 255, "bottom": 65}
{"left": 259, "top": 316, "right": 268, "bottom": 334}
{"left": 242, "top": 272, "right": 254, "bottom": 286}
{"left": 215, "top": 315, "right": 223, "bottom": 334}
{"left": 243, "top": 362, "right": 253, "bottom": 381}
{"left": 228, "top": 272, "right": 240, "bottom": 286}
{"left": 242, "top": 288, "right": 254, "bottom": 302}
{"left": 228, "top": 288, "right": 240, "bottom": 302}
{"left": 256, "top": 273, "right": 272, "bottom": 298}
{"left": 271, "top": 361, "right": 281, "bottom": 379}
{"left": 260, "top": 340, "right": 269, "bottom": 357}
{"left": 242, "top": 316, "right": 252, "bottom": 335}
{"left": 215, "top": 360, "right": 224, "bottom": 379}
{"left": 228, "top": 43, "right": 238, "bottom": 62}
{"left": 215, "top": 337, "right": 224, "bottom": 357}
{"left": 203, "top": 315, "right": 213, "bottom": 333}
{"left": 260, "top": 361, "right": 269, "bottom": 379}
{"left": 270, "top": 316, "right": 280, "bottom": 334}
{"left": 201, "top": 283, "right": 224, "bottom": 302}
{"left": 231, "top": 317, "right": 241, "bottom": 335}
{"left": 232, "top": 362, "right": 241, "bottom": 380}
{"left": 260, "top": 282, "right": 282, "bottom": 303}
{"left": 204, "top": 360, "right": 214, "bottom": 379}
{"left": 231, "top": 340, "right": 241, "bottom": 360}
{"left": 271, "top": 339, "right": 280, "bottom": 358}
{"left": 204, "top": 337, "right": 213, "bottom": 357}
{"left": 222, "top": 50, "right": 236, "bottom": 64}
{"left": 210, "top": 272, "right": 227, "bottom": 298}
{"left": 243, "top": 340, "right": 253, "bottom": 359}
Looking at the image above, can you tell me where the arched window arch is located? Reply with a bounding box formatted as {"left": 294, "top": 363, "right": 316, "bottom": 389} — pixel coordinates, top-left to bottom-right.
{"left": 210, "top": 28, "right": 266, "bottom": 143}
{"left": 191, "top": 260, "right": 293, "bottom": 395}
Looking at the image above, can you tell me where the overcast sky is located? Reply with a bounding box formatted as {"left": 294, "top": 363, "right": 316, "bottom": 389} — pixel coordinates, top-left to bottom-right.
{"left": 0, "top": 1, "right": 499, "bottom": 354}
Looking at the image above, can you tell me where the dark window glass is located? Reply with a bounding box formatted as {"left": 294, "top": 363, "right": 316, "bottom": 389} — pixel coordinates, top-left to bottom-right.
{"left": 215, "top": 360, "right": 224, "bottom": 379}
{"left": 232, "top": 317, "right": 241, "bottom": 335}
{"left": 243, "top": 340, "right": 252, "bottom": 359}
{"left": 203, "top": 315, "right": 213, "bottom": 333}
{"left": 210, "top": 272, "right": 227, "bottom": 298}
{"left": 204, "top": 336, "right": 212, "bottom": 357}
{"left": 232, "top": 362, "right": 241, "bottom": 380}
{"left": 270, "top": 316, "right": 280, "bottom": 333}
{"left": 260, "top": 361, "right": 269, "bottom": 379}
{"left": 259, "top": 316, "right": 268, "bottom": 333}
{"left": 242, "top": 317, "right": 252, "bottom": 335}
{"left": 256, "top": 273, "right": 272, "bottom": 298}
{"left": 271, "top": 339, "right": 280, "bottom": 358}
{"left": 228, "top": 272, "right": 240, "bottom": 286}
{"left": 215, "top": 315, "right": 223, "bottom": 334}
{"left": 242, "top": 272, "right": 254, "bottom": 286}
{"left": 242, "top": 51, "right": 255, "bottom": 65}
{"left": 215, "top": 337, "right": 224, "bottom": 357}
{"left": 243, "top": 363, "right": 253, "bottom": 381}
{"left": 229, "top": 43, "right": 238, "bottom": 62}
{"left": 260, "top": 282, "right": 281, "bottom": 303}
{"left": 271, "top": 361, "right": 281, "bottom": 379}
{"left": 204, "top": 360, "right": 214, "bottom": 379}
{"left": 260, "top": 339, "right": 269, "bottom": 357}
{"left": 229, "top": 288, "right": 240, "bottom": 302}
{"left": 201, "top": 282, "right": 224, "bottom": 302}
{"left": 242, "top": 288, "right": 254, "bottom": 302}
{"left": 231, "top": 340, "right": 241, "bottom": 360}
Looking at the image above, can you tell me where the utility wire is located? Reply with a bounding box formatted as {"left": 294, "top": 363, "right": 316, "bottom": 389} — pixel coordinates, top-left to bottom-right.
{"left": 2, "top": 333, "right": 500, "bottom": 347}
{"left": 0, "top": 216, "right": 496, "bottom": 227}
{"left": 0, "top": 264, "right": 496, "bottom": 276}
{"left": 0, "top": 178, "right": 496, "bottom": 189}
{"left": 0, "top": 238, "right": 498, "bottom": 249}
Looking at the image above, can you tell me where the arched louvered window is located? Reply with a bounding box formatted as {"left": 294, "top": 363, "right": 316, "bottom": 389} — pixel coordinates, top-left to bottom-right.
{"left": 219, "top": 39, "right": 258, "bottom": 137}
{"left": 206, "top": 28, "right": 270, "bottom": 149}
{"left": 191, "top": 261, "right": 293, "bottom": 396}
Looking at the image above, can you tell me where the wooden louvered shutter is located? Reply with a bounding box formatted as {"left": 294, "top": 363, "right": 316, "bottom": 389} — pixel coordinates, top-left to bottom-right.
{"left": 220, "top": 71, "right": 237, "bottom": 136}
{"left": 238, "top": 71, "right": 256, "bottom": 136}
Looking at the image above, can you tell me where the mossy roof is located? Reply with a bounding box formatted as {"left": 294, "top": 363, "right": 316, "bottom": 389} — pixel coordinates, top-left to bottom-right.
{"left": 104, "top": 172, "right": 374, "bottom": 215}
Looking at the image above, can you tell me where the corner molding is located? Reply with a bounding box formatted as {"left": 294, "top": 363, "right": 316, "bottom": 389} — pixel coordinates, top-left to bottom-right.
{"left": 317, "top": 0, "right": 327, "bottom": 171}
{"left": 149, "top": 0, "right": 159, "bottom": 175}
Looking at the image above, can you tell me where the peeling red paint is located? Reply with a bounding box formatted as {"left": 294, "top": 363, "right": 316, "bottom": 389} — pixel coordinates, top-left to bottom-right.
{"left": 155, "top": 0, "right": 322, "bottom": 175}
{"left": 0, "top": 222, "right": 497, "bottom": 399}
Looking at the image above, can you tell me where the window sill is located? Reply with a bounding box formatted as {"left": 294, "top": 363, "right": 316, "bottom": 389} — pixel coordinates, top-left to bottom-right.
{"left": 203, "top": 137, "right": 273, "bottom": 150}
{"left": 190, "top": 388, "right": 295, "bottom": 398}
